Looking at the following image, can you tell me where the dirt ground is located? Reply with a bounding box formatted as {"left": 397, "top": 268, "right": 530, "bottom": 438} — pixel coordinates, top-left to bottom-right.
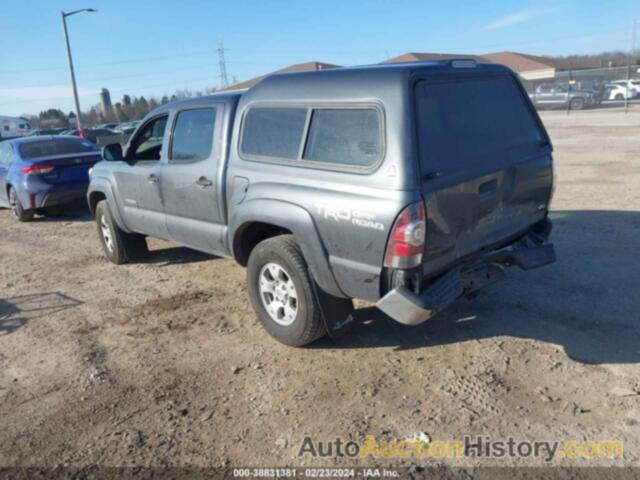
{"left": 1, "top": 108, "right": 639, "bottom": 471}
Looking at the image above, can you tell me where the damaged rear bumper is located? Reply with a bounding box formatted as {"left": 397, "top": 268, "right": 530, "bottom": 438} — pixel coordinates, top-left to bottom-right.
{"left": 376, "top": 240, "right": 556, "bottom": 326}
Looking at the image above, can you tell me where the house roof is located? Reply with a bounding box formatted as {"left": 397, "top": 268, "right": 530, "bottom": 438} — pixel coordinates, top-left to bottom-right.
{"left": 224, "top": 61, "right": 340, "bottom": 91}
{"left": 480, "top": 51, "right": 555, "bottom": 73}
{"left": 383, "top": 52, "right": 485, "bottom": 64}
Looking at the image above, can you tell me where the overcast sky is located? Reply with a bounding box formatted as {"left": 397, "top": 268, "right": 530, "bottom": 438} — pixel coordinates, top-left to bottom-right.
{"left": 0, "top": 0, "right": 636, "bottom": 117}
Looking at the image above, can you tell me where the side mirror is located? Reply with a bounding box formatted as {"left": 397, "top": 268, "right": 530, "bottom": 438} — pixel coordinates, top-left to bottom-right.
{"left": 102, "top": 143, "right": 123, "bottom": 161}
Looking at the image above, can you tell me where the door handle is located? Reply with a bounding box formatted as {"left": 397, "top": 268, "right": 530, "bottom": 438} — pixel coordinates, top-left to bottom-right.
{"left": 148, "top": 174, "right": 159, "bottom": 184}
{"left": 196, "top": 176, "right": 213, "bottom": 188}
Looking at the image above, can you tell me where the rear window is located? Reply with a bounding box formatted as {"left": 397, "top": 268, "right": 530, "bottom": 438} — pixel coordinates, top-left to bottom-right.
{"left": 303, "top": 109, "right": 380, "bottom": 167}
{"left": 19, "top": 138, "right": 98, "bottom": 159}
{"left": 241, "top": 107, "right": 307, "bottom": 159}
{"left": 416, "top": 76, "right": 543, "bottom": 178}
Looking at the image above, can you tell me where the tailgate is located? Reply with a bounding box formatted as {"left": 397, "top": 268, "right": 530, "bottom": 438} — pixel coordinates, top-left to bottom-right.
{"left": 415, "top": 74, "right": 553, "bottom": 277}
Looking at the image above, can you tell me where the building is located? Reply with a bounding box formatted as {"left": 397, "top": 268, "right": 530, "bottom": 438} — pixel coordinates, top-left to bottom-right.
{"left": 224, "top": 61, "right": 340, "bottom": 91}
{"left": 99, "top": 88, "right": 112, "bottom": 117}
{"left": 385, "top": 51, "right": 604, "bottom": 81}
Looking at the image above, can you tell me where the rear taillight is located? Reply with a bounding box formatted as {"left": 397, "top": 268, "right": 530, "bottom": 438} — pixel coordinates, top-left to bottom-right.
{"left": 384, "top": 201, "right": 426, "bottom": 269}
{"left": 22, "top": 164, "right": 55, "bottom": 175}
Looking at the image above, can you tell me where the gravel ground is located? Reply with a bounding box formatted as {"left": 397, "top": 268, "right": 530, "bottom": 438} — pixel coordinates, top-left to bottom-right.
{"left": 0, "top": 108, "right": 639, "bottom": 471}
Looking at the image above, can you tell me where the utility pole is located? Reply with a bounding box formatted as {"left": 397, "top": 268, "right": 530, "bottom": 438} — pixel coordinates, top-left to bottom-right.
{"left": 61, "top": 8, "right": 97, "bottom": 129}
{"left": 217, "top": 39, "right": 229, "bottom": 89}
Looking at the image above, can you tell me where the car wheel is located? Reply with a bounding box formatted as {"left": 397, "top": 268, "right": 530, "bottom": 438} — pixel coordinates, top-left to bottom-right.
{"left": 95, "top": 200, "right": 148, "bottom": 264}
{"left": 8, "top": 187, "right": 34, "bottom": 222}
{"left": 570, "top": 97, "right": 585, "bottom": 110}
{"left": 614, "top": 93, "right": 624, "bottom": 101}
{"left": 247, "top": 235, "right": 326, "bottom": 347}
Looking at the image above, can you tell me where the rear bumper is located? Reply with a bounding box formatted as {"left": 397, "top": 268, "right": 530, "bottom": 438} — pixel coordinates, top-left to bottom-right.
{"left": 376, "top": 238, "right": 556, "bottom": 326}
{"left": 21, "top": 183, "right": 88, "bottom": 209}
{"left": 39, "top": 187, "right": 88, "bottom": 208}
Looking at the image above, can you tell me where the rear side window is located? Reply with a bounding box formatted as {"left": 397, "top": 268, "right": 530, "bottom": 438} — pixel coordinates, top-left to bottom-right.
{"left": 416, "top": 76, "right": 543, "bottom": 178}
{"left": 171, "top": 108, "right": 217, "bottom": 162}
{"left": 241, "top": 107, "right": 307, "bottom": 159}
{"left": 19, "top": 138, "right": 98, "bottom": 159}
{"left": 240, "top": 105, "right": 383, "bottom": 171}
{"left": 303, "top": 109, "right": 380, "bottom": 167}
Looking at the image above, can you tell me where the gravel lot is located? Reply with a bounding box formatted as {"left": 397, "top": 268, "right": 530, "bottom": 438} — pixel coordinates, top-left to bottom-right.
{"left": 1, "top": 109, "right": 639, "bottom": 470}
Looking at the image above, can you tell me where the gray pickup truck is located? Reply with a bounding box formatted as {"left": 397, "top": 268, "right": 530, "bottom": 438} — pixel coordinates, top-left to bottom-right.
{"left": 528, "top": 83, "right": 597, "bottom": 110}
{"left": 88, "top": 59, "right": 555, "bottom": 346}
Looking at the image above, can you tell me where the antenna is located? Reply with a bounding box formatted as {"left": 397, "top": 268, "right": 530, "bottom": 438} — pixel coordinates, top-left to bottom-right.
{"left": 217, "top": 39, "right": 229, "bottom": 89}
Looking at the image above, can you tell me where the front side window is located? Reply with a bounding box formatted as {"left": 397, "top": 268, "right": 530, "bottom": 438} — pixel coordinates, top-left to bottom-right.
{"left": 241, "top": 107, "right": 307, "bottom": 160}
{"left": 171, "top": 108, "right": 217, "bottom": 162}
{"left": 130, "top": 115, "right": 168, "bottom": 161}
{"left": 303, "top": 109, "right": 380, "bottom": 167}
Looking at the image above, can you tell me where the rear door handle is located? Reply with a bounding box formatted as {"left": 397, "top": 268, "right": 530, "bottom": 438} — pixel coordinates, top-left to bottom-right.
{"left": 148, "top": 174, "right": 159, "bottom": 184}
{"left": 196, "top": 176, "right": 213, "bottom": 188}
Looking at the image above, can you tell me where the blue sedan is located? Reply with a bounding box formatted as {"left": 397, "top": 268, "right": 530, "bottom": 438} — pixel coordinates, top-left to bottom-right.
{"left": 0, "top": 136, "right": 102, "bottom": 221}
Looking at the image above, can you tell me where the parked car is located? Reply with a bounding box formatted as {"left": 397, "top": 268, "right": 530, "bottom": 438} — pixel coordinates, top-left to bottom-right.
{"left": 88, "top": 60, "right": 555, "bottom": 346}
{"left": 114, "top": 121, "right": 141, "bottom": 134}
{"left": 0, "top": 116, "right": 32, "bottom": 139}
{"left": 56, "top": 128, "right": 117, "bottom": 144}
{"left": 604, "top": 83, "right": 636, "bottom": 101}
{"left": 528, "top": 83, "right": 597, "bottom": 110}
{"left": 609, "top": 79, "right": 640, "bottom": 97}
{"left": 27, "top": 128, "right": 67, "bottom": 136}
{"left": 0, "top": 136, "right": 101, "bottom": 221}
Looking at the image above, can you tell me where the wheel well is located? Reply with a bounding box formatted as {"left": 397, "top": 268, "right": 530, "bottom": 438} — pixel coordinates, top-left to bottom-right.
{"left": 233, "top": 222, "right": 292, "bottom": 266}
{"left": 88, "top": 191, "right": 106, "bottom": 215}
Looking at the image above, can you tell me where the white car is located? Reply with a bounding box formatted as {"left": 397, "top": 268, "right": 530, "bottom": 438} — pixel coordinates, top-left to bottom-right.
{"left": 604, "top": 83, "right": 636, "bottom": 100}
{"left": 609, "top": 80, "right": 640, "bottom": 98}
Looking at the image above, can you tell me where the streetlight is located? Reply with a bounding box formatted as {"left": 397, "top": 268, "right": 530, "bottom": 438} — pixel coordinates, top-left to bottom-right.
{"left": 61, "top": 8, "right": 97, "bottom": 129}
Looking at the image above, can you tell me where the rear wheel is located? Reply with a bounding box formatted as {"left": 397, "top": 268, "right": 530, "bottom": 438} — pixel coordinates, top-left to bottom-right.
{"left": 570, "top": 97, "right": 585, "bottom": 110}
{"left": 95, "top": 200, "right": 148, "bottom": 264}
{"left": 615, "top": 93, "right": 624, "bottom": 101}
{"left": 247, "top": 235, "right": 326, "bottom": 347}
{"left": 8, "top": 187, "right": 33, "bottom": 222}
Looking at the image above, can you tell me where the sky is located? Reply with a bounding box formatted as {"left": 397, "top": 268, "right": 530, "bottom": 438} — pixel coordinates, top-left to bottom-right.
{"left": 0, "top": 0, "right": 637, "bottom": 117}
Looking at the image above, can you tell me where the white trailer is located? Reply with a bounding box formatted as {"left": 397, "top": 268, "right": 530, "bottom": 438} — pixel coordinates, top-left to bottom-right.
{"left": 0, "top": 115, "right": 32, "bottom": 139}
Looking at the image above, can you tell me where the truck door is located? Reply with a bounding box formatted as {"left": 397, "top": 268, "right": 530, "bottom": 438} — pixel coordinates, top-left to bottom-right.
{"left": 114, "top": 114, "right": 169, "bottom": 239}
{"left": 160, "top": 105, "right": 227, "bottom": 255}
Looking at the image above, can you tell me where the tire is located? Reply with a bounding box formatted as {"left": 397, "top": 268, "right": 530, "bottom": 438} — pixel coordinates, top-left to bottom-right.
{"left": 615, "top": 93, "right": 624, "bottom": 101}
{"left": 570, "top": 97, "right": 585, "bottom": 110}
{"left": 8, "top": 187, "right": 34, "bottom": 222}
{"left": 95, "top": 200, "right": 148, "bottom": 264}
{"left": 247, "top": 235, "right": 326, "bottom": 347}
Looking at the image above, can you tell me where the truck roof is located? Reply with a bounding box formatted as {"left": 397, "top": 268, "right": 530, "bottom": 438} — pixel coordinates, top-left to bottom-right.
{"left": 145, "top": 60, "right": 513, "bottom": 118}
{"left": 150, "top": 91, "right": 244, "bottom": 116}
{"left": 238, "top": 59, "right": 513, "bottom": 105}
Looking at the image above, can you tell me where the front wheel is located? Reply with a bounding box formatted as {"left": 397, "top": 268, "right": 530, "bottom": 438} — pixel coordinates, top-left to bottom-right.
{"left": 570, "top": 97, "right": 586, "bottom": 110}
{"left": 95, "top": 200, "right": 148, "bottom": 264}
{"left": 8, "top": 187, "right": 33, "bottom": 222}
{"left": 247, "top": 235, "right": 326, "bottom": 347}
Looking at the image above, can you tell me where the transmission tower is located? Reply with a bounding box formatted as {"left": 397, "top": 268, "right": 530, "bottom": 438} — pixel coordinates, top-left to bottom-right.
{"left": 217, "top": 39, "right": 229, "bottom": 89}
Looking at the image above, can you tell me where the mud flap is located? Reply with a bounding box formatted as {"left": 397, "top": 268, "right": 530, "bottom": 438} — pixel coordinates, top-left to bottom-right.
{"left": 311, "top": 282, "right": 356, "bottom": 338}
